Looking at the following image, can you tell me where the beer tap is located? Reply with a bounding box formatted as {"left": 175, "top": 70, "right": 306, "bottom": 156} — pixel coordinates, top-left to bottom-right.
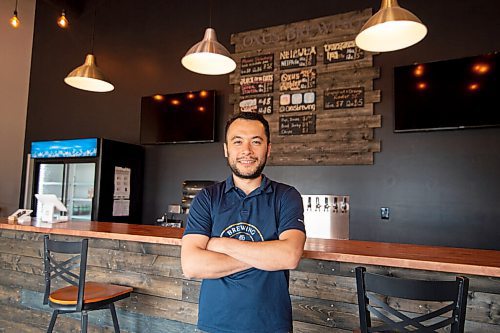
{"left": 332, "top": 197, "right": 338, "bottom": 213}
{"left": 315, "top": 197, "right": 321, "bottom": 211}
{"left": 324, "top": 197, "right": 330, "bottom": 211}
{"left": 307, "top": 197, "right": 312, "bottom": 211}
{"left": 340, "top": 197, "right": 348, "bottom": 213}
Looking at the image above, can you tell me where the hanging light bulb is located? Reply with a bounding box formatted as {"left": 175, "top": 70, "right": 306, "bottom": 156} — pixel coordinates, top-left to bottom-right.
{"left": 57, "top": 9, "right": 69, "bottom": 28}
{"left": 10, "top": 0, "right": 20, "bottom": 28}
{"left": 64, "top": 5, "right": 114, "bottom": 92}
{"left": 355, "top": 0, "right": 427, "bottom": 52}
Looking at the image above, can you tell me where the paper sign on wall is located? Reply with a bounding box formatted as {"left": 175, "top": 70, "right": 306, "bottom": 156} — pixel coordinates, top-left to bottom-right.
{"left": 114, "top": 166, "right": 131, "bottom": 199}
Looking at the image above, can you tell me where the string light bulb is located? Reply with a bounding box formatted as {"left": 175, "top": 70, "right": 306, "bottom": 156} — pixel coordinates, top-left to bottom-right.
{"left": 57, "top": 9, "right": 69, "bottom": 28}
{"left": 10, "top": 0, "right": 20, "bottom": 28}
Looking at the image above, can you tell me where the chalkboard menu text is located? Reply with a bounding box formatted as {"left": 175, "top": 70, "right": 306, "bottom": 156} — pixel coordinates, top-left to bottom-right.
{"left": 239, "top": 96, "right": 273, "bottom": 114}
{"left": 324, "top": 87, "right": 365, "bottom": 109}
{"left": 240, "top": 74, "right": 274, "bottom": 95}
{"left": 279, "top": 69, "right": 317, "bottom": 91}
{"left": 323, "top": 40, "right": 364, "bottom": 64}
{"left": 241, "top": 54, "right": 274, "bottom": 75}
{"left": 280, "top": 46, "right": 317, "bottom": 70}
{"left": 279, "top": 114, "right": 316, "bottom": 135}
{"left": 279, "top": 92, "right": 316, "bottom": 112}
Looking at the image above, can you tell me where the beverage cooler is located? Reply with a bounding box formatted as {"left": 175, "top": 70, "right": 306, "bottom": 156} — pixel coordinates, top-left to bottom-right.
{"left": 23, "top": 138, "right": 144, "bottom": 223}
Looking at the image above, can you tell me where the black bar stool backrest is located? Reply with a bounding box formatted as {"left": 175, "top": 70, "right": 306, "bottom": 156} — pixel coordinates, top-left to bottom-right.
{"left": 355, "top": 266, "right": 469, "bottom": 333}
{"left": 43, "top": 235, "right": 88, "bottom": 312}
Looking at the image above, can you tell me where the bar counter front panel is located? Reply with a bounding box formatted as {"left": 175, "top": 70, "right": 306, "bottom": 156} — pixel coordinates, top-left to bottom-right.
{"left": 0, "top": 219, "right": 498, "bottom": 332}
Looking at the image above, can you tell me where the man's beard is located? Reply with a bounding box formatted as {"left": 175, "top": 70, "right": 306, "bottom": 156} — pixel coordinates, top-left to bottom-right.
{"left": 227, "top": 155, "right": 268, "bottom": 180}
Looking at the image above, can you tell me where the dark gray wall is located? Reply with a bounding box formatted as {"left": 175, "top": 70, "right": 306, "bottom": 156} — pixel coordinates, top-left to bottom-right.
{"left": 24, "top": 0, "right": 500, "bottom": 249}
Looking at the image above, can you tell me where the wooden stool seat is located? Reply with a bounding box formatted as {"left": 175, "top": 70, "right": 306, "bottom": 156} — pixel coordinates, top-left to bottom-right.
{"left": 49, "top": 282, "right": 133, "bottom": 305}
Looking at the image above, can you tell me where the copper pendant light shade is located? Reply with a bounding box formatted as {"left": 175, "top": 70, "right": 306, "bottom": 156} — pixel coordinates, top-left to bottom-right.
{"left": 355, "top": 0, "right": 427, "bottom": 52}
{"left": 181, "top": 28, "right": 236, "bottom": 75}
{"left": 64, "top": 54, "right": 114, "bottom": 92}
{"left": 64, "top": 4, "right": 114, "bottom": 93}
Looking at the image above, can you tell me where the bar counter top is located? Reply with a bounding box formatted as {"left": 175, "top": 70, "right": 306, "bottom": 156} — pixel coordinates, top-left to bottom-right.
{"left": 1, "top": 218, "right": 499, "bottom": 277}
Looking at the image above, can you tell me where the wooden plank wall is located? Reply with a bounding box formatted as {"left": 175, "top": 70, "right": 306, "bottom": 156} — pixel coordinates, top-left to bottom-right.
{"left": 229, "top": 9, "right": 382, "bottom": 165}
{"left": 0, "top": 230, "right": 499, "bottom": 332}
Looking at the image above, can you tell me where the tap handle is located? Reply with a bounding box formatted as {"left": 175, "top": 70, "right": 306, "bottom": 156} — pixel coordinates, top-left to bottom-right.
{"left": 307, "top": 197, "right": 312, "bottom": 210}
{"left": 324, "top": 197, "right": 330, "bottom": 211}
{"left": 341, "top": 197, "right": 348, "bottom": 212}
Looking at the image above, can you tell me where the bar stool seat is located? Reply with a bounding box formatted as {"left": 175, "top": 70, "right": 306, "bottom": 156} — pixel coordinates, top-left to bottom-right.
{"left": 49, "top": 282, "right": 133, "bottom": 305}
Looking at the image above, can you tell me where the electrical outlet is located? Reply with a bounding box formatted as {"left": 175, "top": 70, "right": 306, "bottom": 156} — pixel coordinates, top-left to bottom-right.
{"left": 380, "top": 207, "right": 390, "bottom": 220}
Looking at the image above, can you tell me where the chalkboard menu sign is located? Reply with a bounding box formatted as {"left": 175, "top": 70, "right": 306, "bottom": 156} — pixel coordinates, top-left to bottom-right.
{"left": 239, "top": 96, "right": 273, "bottom": 114}
{"left": 279, "top": 69, "right": 317, "bottom": 91}
{"left": 279, "top": 114, "right": 316, "bottom": 135}
{"left": 324, "top": 87, "right": 365, "bottom": 109}
{"left": 323, "top": 40, "right": 364, "bottom": 64}
{"left": 241, "top": 54, "right": 274, "bottom": 75}
{"left": 240, "top": 74, "right": 274, "bottom": 95}
{"left": 280, "top": 46, "right": 317, "bottom": 70}
{"left": 230, "top": 9, "right": 381, "bottom": 165}
{"left": 279, "top": 92, "right": 316, "bottom": 113}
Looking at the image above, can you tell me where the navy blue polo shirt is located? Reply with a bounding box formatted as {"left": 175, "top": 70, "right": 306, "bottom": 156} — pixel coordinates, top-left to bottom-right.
{"left": 184, "top": 175, "right": 305, "bottom": 333}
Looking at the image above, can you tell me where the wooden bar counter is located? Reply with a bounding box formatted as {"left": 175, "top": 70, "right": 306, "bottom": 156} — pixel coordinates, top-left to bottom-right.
{"left": 0, "top": 218, "right": 498, "bottom": 332}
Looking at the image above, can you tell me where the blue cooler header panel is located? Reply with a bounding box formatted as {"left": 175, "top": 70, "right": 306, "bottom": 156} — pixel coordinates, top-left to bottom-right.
{"left": 31, "top": 138, "right": 99, "bottom": 158}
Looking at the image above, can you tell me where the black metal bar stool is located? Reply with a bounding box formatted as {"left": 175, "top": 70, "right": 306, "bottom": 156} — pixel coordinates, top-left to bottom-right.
{"left": 43, "top": 235, "right": 132, "bottom": 333}
{"left": 355, "top": 266, "right": 469, "bottom": 333}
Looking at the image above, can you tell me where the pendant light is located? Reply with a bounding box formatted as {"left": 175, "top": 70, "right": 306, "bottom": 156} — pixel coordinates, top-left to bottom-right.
{"left": 10, "top": 0, "right": 20, "bottom": 28}
{"left": 355, "top": 0, "right": 427, "bottom": 52}
{"left": 57, "top": 9, "right": 69, "bottom": 28}
{"left": 64, "top": 4, "right": 114, "bottom": 92}
{"left": 181, "top": 2, "right": 236, "bottom": 75}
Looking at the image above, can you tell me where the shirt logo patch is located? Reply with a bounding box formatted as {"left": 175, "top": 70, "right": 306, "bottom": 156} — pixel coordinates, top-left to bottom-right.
{"left": 220, "top": 222, "right": 264, "bottom": 242}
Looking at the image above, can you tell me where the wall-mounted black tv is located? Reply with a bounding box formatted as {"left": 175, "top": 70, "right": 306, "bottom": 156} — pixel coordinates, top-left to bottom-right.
{"left": 140, "top": 90, "right": 216, "bottom": 144}
{"left": 394, "top": 52, "right": 499, "bottom": 132}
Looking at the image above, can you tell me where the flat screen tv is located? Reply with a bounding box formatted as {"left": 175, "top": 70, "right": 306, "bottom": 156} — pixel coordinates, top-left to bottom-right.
{"left": 140, "top": 90, "right": 216, "bottom": 144}
{"left": 394, "top": 52, "right": 499, "bottom": 132}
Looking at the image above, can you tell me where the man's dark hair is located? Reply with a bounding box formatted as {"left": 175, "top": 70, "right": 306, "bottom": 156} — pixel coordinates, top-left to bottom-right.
{"left": 225, "top": 112, "right": 271, "bottom": 143}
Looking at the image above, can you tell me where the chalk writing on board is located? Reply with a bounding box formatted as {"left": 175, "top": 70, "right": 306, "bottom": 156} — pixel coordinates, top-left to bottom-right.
{"left": 279, "top": 69, "right": 317, "bottom": 91}
{"left": 324, "top": 87, "right": 365, "bottom": 109}
{"left": 279, "top": 92, "right": 316, "bottom": 113}
{"left": 280, "top": 46, "right": 317, "bottom": 70}
{"left": 323, "top": 40, "right": 364, "bottom": 64}
{"left": 239, "top": 96, "right": 273, "bottom": 114}
{"left": 279, "top": 114, "right": 316, "bottom": 135}
{"left": 241, "top": 54, "right": 274, "bottom": 75}
{"left": 240, "top": 74, "right": 274, "bottom": 95}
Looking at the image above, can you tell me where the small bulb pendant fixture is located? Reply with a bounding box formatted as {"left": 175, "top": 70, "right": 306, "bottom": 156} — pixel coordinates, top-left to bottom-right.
{"left": 355, "top": 0, "right": 427, "bottom": 52}
{"left": 10, "top": 0, "right": 20, "bottom": 28}
{"left": 181, "top": 28, "right": 236, "bottom": 75}
{"left": 64, "top": 54, "right": 114, "bottom": 92}
{"left": 57, "top": 9, "right": 69, "bottom": 28}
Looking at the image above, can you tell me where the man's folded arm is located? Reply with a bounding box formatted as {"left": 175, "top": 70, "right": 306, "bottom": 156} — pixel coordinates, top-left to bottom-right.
{"left": 206, "top": 229, "right": 306, "bottom": 272}
{"left": 181, "top": 234, "right": 252, "bottom": 279}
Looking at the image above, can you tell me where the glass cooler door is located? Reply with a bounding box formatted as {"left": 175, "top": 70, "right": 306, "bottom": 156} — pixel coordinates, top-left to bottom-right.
{"left": 65, "top": 163, "right": 95, "bottom": 221}
{"left": 36, "top": 163, "right": 64, "bottom": 218}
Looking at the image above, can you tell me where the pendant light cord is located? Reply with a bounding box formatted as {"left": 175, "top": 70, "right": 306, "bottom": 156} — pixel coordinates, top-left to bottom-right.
{"left": 209, "top": 0, "right": 212, "bottom": 28}
{"left": 90, "top": 2, "right": 97, "bottom": 53}
{"left": 14, "top": 0, "right": 19, "bottom": 14}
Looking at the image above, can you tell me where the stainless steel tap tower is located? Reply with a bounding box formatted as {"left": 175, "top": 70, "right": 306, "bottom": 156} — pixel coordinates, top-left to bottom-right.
{"left": 302, "top": 195, "right": 350, "bottom": 239}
